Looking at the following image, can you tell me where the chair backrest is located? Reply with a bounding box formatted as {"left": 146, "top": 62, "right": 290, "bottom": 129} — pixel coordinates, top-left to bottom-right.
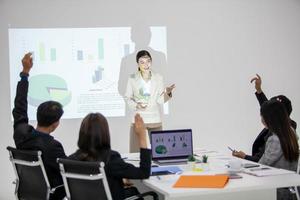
{"left": 57, "top": 158, "right": 112, "bottom": 200}
{"left": 7, "top": 146, "right": 51, "bottom": 200}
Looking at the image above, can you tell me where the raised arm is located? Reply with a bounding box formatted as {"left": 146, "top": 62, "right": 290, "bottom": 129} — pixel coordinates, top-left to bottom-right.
{"left": 250, "top": 74, "right": 268, "bottom": 106}
{"left": 107, "top": 114, "right": 151, "bottom": 179}
{"left": 12, "top": 53, "right": 33, "bottom": 129}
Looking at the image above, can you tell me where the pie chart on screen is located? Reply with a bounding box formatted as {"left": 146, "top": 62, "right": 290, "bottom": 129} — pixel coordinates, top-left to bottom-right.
{"left": 28, "top": 74, "right": 72, "bottom": 107}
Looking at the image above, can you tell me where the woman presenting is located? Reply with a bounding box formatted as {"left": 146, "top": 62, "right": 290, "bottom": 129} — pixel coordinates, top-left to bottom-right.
{"left": 125, "top": 50, "right": 175, "bottom": 152}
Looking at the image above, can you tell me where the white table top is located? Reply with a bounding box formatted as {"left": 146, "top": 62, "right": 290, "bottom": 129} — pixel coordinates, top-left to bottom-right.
{"left": 123, "top": 149, "right": 300, "bottom": 199}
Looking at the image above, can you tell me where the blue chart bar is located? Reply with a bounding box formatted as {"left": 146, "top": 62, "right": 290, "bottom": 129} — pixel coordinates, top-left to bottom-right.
{"left": 77, "top": 50, "right": 83, "bottom": 60}
{"left": 92, "top": 66, "right": 104, "bottom": 83}
{"left": 124, "top": 44, "right": 130, "bottom": 56}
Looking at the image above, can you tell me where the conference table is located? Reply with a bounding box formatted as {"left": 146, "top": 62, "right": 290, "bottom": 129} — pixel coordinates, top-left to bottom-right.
{"left": 123, "top": 149, "right": 300, "bottom": 200}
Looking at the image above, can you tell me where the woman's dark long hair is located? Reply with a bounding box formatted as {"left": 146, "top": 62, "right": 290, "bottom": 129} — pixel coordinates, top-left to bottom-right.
{"left": 261, "top": 99, "right": 299, "bottom": 162}
{"left": 77, "top": 113, "right": 111, "bottom": 162}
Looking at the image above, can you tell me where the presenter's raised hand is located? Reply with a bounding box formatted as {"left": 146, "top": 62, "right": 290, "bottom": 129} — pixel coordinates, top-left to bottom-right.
{"left": 250, "top": 74, "right": 262, "bottom": 93}
{"left": 21, "top": 53, "right": 33, "bottom": 74}
{"left": 134, "top": 114, "right": 147, "bottom": 148}
{"left": 166, "top": 84, "right": 175, "bottom": 96}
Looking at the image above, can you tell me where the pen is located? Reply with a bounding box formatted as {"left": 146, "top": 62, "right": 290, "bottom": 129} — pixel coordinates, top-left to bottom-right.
{"left": 228, "top": 146, "right": 235, "bottom": 152}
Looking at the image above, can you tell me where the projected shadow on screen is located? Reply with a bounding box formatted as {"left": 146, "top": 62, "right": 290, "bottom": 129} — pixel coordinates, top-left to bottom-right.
{"left": 118, "top": 25, "right": 168, "bottom": 118}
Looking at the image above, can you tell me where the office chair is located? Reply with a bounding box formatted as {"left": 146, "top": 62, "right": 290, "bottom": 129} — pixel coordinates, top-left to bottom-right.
{"left": 7, "top": 146, "right": 63, "bottom": 200}
{"left": 57, "top": 158, "right": 158, "bottom": 200}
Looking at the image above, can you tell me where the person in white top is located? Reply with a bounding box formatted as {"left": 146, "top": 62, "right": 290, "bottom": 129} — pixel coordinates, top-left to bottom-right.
{"left": 125, "top": 50, "right": 175, "bottom": 152}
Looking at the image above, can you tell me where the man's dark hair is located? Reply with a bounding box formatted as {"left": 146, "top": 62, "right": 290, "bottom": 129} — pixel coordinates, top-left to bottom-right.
{"left": 270, "top": 95, "right": 292, "bottom": 116}
{"left": 136, "top": 50, "right": 152, "bottom": 63}
{"left": 37, "top": 101, "right": 64, "bottom": 127}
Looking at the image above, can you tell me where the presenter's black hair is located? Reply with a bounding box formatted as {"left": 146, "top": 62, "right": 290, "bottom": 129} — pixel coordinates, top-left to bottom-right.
{"left": 136, "top": 50, "right": 152, "bottom": 63}
{"left": 37, "top": 101, "right": 63, "bottom": 127}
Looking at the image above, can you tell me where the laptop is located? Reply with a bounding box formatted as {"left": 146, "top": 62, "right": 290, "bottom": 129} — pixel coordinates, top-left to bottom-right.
{"left": 150, "top": 129, "right": 193, "bottom": 165}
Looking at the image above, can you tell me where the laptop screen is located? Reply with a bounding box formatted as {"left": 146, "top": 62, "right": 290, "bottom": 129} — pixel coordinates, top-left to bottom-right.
{"left": 150, "top": 129, "right": 193, "bottom": 160}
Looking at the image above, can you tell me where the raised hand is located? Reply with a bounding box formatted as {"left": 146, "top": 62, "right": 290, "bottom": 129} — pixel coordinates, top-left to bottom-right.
{"left": 134, "top": 114, "right": 147, "bottom": 148}
{"left": 21, "top": 53, "right": 33, "bottom": 74}
{"left": 250, "top": 74, "right": 262, "bottom": 93}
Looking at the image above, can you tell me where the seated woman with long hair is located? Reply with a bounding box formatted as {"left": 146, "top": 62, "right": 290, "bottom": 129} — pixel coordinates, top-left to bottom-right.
{"left": 259, "top": 99, "right": 299, "bottom": 200}
{"left": 69, "top": 113, "right": 151, "bottom": 200}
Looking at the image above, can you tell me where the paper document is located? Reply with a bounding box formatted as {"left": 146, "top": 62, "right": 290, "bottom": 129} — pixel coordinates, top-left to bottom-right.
{"left": 244, "top": 167, "right": 295, "bottom": 177}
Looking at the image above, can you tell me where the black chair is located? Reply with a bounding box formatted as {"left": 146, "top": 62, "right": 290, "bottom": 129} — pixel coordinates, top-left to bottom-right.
{"left": 57, "top": 158, "right": 158, "bottom": 200}
{"left": 7, "top": 146, "right": 63, "bottom": 200}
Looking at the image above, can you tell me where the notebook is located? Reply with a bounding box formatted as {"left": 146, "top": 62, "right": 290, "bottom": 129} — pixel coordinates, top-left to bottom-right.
{"left": 150, "top": 129, "right": 193, "bottom": 165}
{"left": 243, "top": 167, "right": 295, "bottom": 177}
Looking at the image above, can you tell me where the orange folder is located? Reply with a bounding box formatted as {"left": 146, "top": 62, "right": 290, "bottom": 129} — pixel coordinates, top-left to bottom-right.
{"left": 173, "top": 175, "right": 229, "bottom": 188}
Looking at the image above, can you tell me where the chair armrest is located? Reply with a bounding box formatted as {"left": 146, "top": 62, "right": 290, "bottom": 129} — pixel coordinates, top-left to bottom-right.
{"left": 289, "top": 187, "right": 296, "bottom": 194}
{"left": 125, "top": 191, "right": 159, "bottom": 200}
{"left": 50, "top": 184, "right": 64, "bottom": 193}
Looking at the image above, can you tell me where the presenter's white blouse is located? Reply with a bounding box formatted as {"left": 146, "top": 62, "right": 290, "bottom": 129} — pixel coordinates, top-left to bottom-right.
{"left": 125, "top": 71, "right": 169, "bottom": 124}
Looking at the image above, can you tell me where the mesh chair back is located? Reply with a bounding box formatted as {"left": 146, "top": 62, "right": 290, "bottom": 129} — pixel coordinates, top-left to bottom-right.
{"left": 7, "top": 146, "right": 51, "bottom": 200}
{"left": 57, "top": 158, "right": 112, "bottom": 200}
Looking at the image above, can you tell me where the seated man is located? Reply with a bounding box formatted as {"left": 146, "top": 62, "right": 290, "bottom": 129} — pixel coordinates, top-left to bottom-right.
{"left": 233, "top": 74, "right": 297, "bottom": 162}
{"left": 13, "top": 53, "right": 67, "bottom": 200}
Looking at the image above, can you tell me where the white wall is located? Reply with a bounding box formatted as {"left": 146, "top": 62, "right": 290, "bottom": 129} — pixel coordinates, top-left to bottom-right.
{"left": 1, "top": 0, "right": 300, "bottom": 199}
